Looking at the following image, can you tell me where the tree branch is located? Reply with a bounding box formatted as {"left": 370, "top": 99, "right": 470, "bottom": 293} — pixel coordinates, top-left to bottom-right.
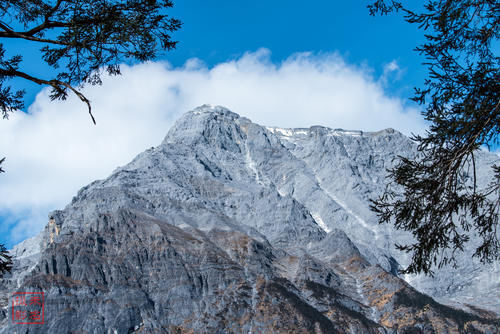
{"left": 0, "top": 31, "right": 70, "bottom": 45}
{"left": 0, "top": 68, "right": 96, "bottom": 124}
{"left": 23, "top": 21, "right": 72, "bottom": 37}
{"left": 45, "top": 0, "right": 65, "bottom": 21}
{"left": 0, "top": 21, "right": 13, "bottom": 33}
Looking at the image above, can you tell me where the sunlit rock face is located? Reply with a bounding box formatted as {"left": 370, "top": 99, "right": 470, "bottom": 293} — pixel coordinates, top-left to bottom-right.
{"left": 1, "top": 105, "right": 498, "bottom": 333}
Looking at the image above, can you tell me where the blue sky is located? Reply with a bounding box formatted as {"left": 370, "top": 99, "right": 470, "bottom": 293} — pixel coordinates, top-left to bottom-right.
{"left": 1, "top": 1, "right": 430, "bottom": 248}
{"left": 168, "top": 1, "right": 422, "bottom": 70}
{"left": 13, "top": 1, "right": 426, "bottom": 108}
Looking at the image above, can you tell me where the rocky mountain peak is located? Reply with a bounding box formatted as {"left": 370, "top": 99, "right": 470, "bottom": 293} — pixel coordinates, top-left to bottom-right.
{"left": 163, "top": 104, "right": 249, "bottom": 147}
{"left": 1, "top": 105, "right": 498, "bottom": 333}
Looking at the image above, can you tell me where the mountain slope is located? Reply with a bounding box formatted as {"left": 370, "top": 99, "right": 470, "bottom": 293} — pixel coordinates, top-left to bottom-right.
{"left": 1, "top": 105, "right": 498, "bottom": 333}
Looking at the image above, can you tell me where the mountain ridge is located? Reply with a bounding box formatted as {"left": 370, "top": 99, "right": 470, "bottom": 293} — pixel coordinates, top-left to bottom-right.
{"left": 1, "top": 104, "right": 498, "bottom": 333}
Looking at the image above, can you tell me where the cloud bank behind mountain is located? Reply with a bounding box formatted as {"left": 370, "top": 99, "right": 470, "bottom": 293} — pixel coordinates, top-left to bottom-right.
{"left": 0, "top": 48, "right": 426, "bottom": 247}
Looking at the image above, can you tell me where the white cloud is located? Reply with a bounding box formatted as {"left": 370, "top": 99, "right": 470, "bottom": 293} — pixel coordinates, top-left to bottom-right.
{"left": 0, "top": 48, "right": 426, "bottom": 247}
{"left": 379, "top": 60, "right": 403, "bottom": 86}
{"left": 384, "top": 59, "right": 400, "bottom": 73}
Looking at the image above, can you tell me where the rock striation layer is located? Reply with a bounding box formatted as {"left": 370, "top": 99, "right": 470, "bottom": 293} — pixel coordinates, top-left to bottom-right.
{"left": 1, "top": 105, "right": 498, "bottom": 333}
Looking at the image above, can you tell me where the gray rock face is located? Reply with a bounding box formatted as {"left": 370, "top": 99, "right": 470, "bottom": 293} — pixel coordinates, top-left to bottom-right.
{"left": 1, "top": 105, "right": 498, "bottom": 333}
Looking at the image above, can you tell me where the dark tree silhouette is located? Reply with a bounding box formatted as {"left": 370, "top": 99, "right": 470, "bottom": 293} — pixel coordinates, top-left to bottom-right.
{"left": 369, "top": 1, "right": 499, "bottom": 275}
{"left": 0, "top": 0, "right": 181, "bottom": 123}
{"left": 0, "top": 164, "right": 11, "bottom": 276}
{"left": 0, "top": 159, "right": 10, "bottom": 277}
{"left": 0, "top": 243, "right": 12, "bottom": 277}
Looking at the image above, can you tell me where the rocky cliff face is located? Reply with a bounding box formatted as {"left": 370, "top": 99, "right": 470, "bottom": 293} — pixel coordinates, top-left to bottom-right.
{"left": 1, "top": 105, "right": 498, "bottom": 333}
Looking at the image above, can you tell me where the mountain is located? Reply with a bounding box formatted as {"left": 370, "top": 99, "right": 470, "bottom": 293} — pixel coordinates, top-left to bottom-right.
{"left": 1, "top": 105, "right": 498, "bottom": 333}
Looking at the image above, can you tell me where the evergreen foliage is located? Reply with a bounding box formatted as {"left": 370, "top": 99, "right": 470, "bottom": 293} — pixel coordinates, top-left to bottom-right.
{"left": 0, "top": 242, "right": 12, "bottom": 277}
{"left": 0, "top": 161, "right": 9, "bottom": 277}
{"left": 0, "top": 0, "right": 181, "bottom": 122}
{"left": 369, "top": 0, "right": 499, "bottom": 274}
